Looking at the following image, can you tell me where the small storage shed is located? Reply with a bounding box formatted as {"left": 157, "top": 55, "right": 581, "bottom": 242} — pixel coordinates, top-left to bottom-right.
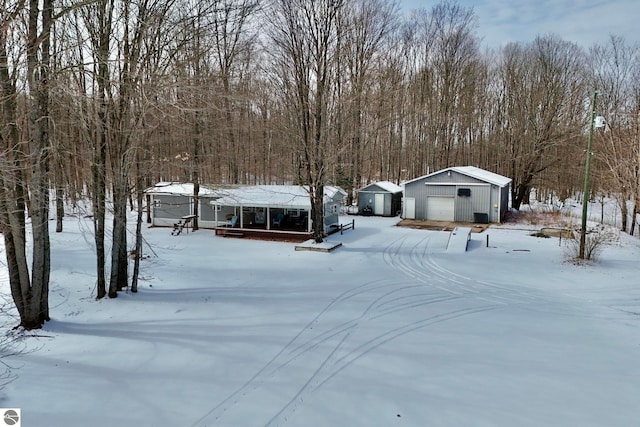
{"left": 357, "top": 181, "right": 403, "bottom": 216}
{"left": 403, "top": 166, "right": 511, "bottom": 223}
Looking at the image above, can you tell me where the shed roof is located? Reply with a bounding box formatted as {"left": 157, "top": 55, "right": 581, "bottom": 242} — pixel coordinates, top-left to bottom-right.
{"left": 405, "top": 166, "right": 511, "bottom": 187}
{"left": 360, "top": 181, "right": 403, "bottom": 194}
{"left": 213, "top": 185, "right": 346, "bottom": 208}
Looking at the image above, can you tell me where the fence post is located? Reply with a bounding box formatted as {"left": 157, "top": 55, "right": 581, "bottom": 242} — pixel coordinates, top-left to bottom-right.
{"left": 486, "top": 234, "right": 489, "bottom": 248}
{"left": 352, "top": 219, "right": 355, "bottom": 230}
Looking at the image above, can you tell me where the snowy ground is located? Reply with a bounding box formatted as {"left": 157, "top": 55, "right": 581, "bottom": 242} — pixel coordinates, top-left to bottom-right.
{"left": 1, "top": 213, "right": 640, "bottom": 427}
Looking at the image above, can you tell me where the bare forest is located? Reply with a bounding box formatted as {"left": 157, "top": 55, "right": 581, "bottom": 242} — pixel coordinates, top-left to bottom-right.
{"left": 1, "top": 0, "right": 639, "bottom": 328}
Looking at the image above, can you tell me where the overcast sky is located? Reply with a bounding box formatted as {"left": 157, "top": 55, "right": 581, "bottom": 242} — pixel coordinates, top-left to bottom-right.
{"left": 400, "top": 0, "right": 640, "bottom": 49}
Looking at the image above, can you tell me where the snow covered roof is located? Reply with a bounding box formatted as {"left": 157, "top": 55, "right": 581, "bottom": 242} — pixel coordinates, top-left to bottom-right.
{"left": 450, "top": 166, "right": 511, "bottom": 187}
{"left": 144, "top": 182, "right": 221, "bottom": 196}
{"left": 405, "top": 166, "right": 511, "bottom": 187}
{"left": 360, "top": 181, "right": 403, "bottom": 194}
{"left": 213, "top": 185, "right": 346, "bottom": 208}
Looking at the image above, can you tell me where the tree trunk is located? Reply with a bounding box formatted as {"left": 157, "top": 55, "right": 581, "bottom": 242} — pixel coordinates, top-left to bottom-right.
{"left": 630, "top": 200, "right": 637, "bottom": 236}
{"left": 311, "top": 184, "right": 325, "bottom": 243}
{"left": 92, "top": 0, "right": 112, "bottom": 300}
{"left": 0, "top": 0, "right": 55, "bottom": 329}
{"left": 109, "top": 171, "right": 129, "bottom": 296}
{"left": 192, "top": 116, "right": 200, "bottom": 230}
{"left": 131, "top": 148, "right": 145, "bottom": 293}
{"left": 55, "top": 179, "right": 64, "bottom": 233}
{"left": 618, "top": 194, "right": 628, "bottom": 233}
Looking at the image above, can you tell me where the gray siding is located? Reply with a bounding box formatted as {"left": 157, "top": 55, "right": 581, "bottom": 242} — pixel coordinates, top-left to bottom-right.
{"left": 422, "top": 170, "right": 487, "bottom": 185}
{"left": 357, "top": 192, "right": 374, "bottom": 212}
{"left": 383, "top": 193, "right": 392, "bottom": 216}
{"left": 455, "top": 185, "right": 491, "bottom": 222}
{"left": 153, "top": 195, "right": 191, "bottom": 219}
{"left": 322, "top": 191, "right": 344, "bottom": 231}
{"left": 357, "top": 191, "right": 389, "bottom": 216}
{"left": 323, "top": 200, "right": 340, "bottom": 231}
{"left": 199, "top": 201, "right": 218, "bottom": 221}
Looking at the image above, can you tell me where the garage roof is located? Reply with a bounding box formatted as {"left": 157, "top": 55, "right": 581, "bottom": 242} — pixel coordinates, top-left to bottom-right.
{"left": 450, "top": 166, "right": 511, "bottom": 187}
{"left": 404, "top": 166, "right": 511, "bottom": 187}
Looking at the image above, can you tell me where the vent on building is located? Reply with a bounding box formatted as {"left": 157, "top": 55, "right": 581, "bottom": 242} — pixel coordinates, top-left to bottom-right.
{"left": 457, "top": 188, "right": 471, "bottom": 197}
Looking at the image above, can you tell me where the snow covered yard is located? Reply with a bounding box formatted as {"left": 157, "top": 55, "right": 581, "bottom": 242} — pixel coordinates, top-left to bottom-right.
{"left": 2, "top": 214, "right": 640, "bottom": 427}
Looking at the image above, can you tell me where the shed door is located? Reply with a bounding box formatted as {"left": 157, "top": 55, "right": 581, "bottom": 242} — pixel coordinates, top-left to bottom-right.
{"left": 374, "top": 193, "right": 385, "bottom": 215}
{"left": 404, "top": 198, "right": 415, "bottom": 219}
{"left": 427, "top": 196, "right": 454, "bottom": 221}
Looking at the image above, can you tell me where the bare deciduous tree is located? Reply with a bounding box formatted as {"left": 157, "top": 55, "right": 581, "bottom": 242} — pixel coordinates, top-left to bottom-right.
{"left": 270, "top": 0, "right": 344, "bottom": 242}
{"left": 0, "top": 0, "right": 53, "bottom": 329}
{"left": 589, "top": 36, "right": 640, "bottom": 235}
{"left": 494, "top": 36, "right": 586, "bottom": 210}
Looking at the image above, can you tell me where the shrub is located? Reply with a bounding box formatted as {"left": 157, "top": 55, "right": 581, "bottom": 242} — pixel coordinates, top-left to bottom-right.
{"left": 564, "top": 226, "right": 617, "bottom": 262}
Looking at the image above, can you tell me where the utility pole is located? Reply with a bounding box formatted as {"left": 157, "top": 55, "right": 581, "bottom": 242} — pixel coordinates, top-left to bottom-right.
{"left": 579, "top": 90, "right": 598, "bottom": 259}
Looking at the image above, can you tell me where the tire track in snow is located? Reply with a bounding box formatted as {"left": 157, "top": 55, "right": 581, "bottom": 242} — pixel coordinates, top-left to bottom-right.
{"left": 190, "top": 278, "right": 416, "bottom": 426}
{"left": 264, "top": 303, "right": 499, "bottom": 427}
{"left": 193, "top": 276, "right": 473, "bottom": 426}
{"left": 383, "top": 230, "right": 559, "bottom": 306}
{"left": 386, "top": 229, "right": 623, "bottom": 319}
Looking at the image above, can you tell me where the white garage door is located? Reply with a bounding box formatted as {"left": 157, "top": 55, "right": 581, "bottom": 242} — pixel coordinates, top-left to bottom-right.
{"left": 427, "top": 196, "right": 454, "bottom": 221}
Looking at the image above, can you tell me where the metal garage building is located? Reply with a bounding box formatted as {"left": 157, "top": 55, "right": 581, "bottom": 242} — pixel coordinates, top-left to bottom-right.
{"left": 403, "top": 166, "right": 511, "bottom": 223}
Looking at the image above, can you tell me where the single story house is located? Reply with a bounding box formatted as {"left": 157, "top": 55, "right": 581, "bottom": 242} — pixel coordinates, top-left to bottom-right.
{"left": 210, "top": 185, "right": 347, "bottom": 233}
{"left": 145, "top": 183, "right": 347, "bottom": 234}
{"left": 403, "top": 166, "right": 511, "bottom": 223}
{"left": 357, "top": 181, "right": 403, "bottom": 216}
